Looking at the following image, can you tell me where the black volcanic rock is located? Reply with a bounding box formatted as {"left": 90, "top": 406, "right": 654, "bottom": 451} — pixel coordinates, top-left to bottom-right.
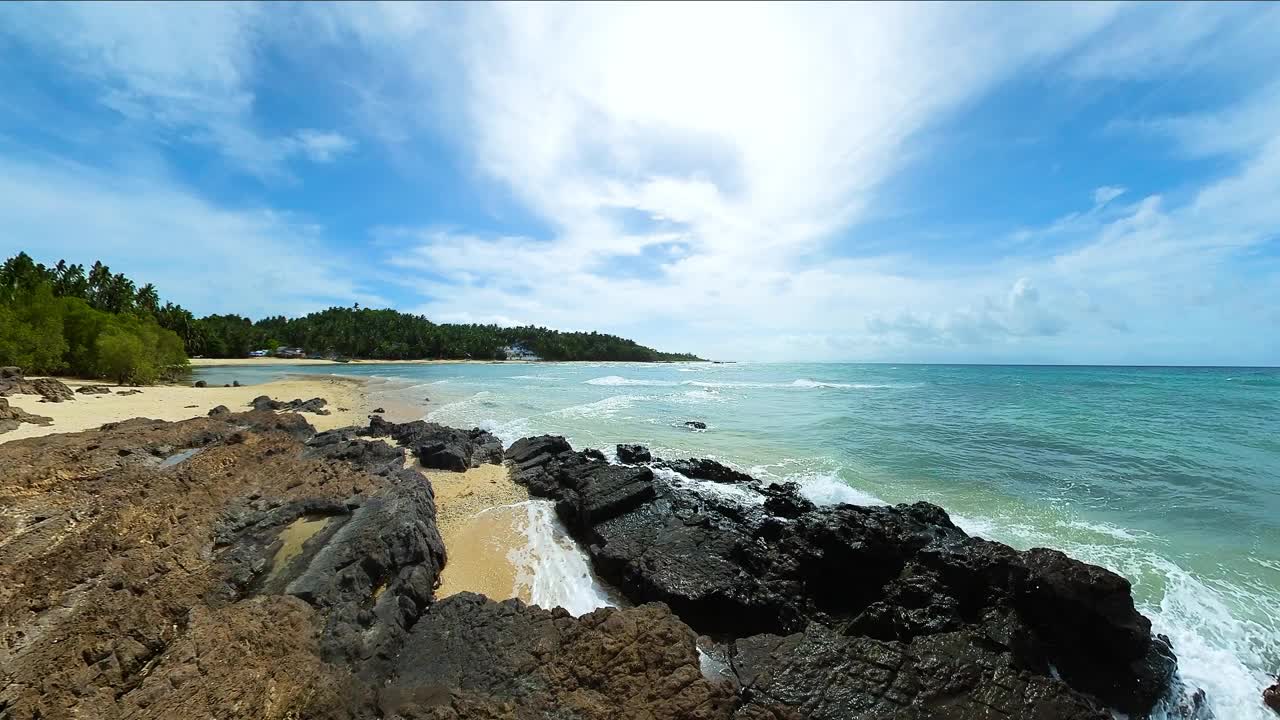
{"left": 1265, "top": 677, "right": 1280, "bottom": 713}
{"left": 505, "top": 434, "right": 1179, "bottom": 717}
{"left": 685, "top": 420, "right": 707, "bottom": 429}
{"left": 249, "top": 395, "right": 330, "bottom": 415}
{"left": 365, "top": 415, "right": 503, "bottom": 471}
{"left": 383, "top": 593, "right": 738, "bottom": 719}
{"left": 616, "top": 443, "right": 652, "bottom": 464}
{"left": 662, "top": 457, "right": 758, "bottom": 485}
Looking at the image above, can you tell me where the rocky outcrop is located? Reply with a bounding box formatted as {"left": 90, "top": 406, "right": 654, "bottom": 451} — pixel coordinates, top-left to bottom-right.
{"left": 685, "top": 420, "right": 707, "bottom": 429}
{"left": 382, "top": 593, "right": 738, "bottom": 719}
{"left": 616, "top": 443, "right": 651, "bottom": 464}
{"left": 507, "top": 436, "right": 1179, "bottom": 717}
{"left": 661, "top": 457, "right": 758, "bottom": 485}
{"left": 0, "top": 368, "right": 76, "bottom": 402}
{"left": 365, "top": 416, "right": 503, "bottom": 471}
{"left": 250, "top": 394, "right": 330, "bottom": 415}
{"left": 0, "top": 397, "right": 52, "bottom": 434}
{"left": 75, "top": 384, "right": 114, "bottom": 395}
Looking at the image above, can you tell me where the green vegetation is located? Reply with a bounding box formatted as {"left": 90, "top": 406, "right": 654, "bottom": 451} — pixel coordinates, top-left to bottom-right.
{"left": 0, "top": 252, "right": 700, "bottom": 381}
{"left": 0, "top": 254, "right": 188, "bottom": 383}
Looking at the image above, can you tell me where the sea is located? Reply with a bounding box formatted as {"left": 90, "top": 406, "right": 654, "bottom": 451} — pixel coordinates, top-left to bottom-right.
{"left": 195, "top": 361, "right": 1280, "bottom": 718}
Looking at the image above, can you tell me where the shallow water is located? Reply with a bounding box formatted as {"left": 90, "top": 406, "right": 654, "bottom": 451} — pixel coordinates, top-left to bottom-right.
{"left": 197, "top": 361, "right": 1280, "bottom": 717}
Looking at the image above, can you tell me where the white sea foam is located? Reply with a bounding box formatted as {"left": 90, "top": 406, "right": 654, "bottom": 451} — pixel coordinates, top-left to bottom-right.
{"left": 507, "top": 375, "right": 559, "bottom": 381}
{"left": 681, "top": 379, "right": 907, "bottom": 390}
{"left": 793, "top": 473, "right": 887, "bottom": 506}
{"left": 585, "top": 375, "right": 678, "bottom": 387}
{"left": 652, "top": 466, "right": 765, "bottom": 505}
{"left": 508, "top": 501, "right": 616, "bottom": 615}
{"left": 550, "top": 394, "right": 648, "bottom": 419}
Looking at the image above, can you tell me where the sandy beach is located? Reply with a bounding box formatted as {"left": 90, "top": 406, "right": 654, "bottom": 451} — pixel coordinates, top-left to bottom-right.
{"left": 425, "top": 464, "right": 533, "bottom": 602}
{"left": 0, "top": 376, "right": 375, "bottom": 443}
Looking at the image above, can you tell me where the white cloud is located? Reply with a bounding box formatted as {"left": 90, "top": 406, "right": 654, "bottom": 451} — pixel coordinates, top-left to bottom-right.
{"left": 0, "top": 2, "right": 354, "bottom": 180}
{"left": 287, "top": 130, "right": 357, "bottom": 163}
{"left": 1093, "top": 186, "right": 1127, "bottom": 207}
{"left": 0, "top": 153, "right": 382, "bottom": 317}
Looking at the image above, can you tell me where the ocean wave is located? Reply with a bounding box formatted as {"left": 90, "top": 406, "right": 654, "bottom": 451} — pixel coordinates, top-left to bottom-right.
{"left": 585, "top": 375, "right": 678, "bottom": 387}
{"left": 549, "top": 394, "right": 648, "bottom": 419}
{"left": 509, "top": 501, "right": 616, "bottom": 615}
{"left": 507, "top": 375, "right": 559, "bottom": 381}
{"left": 793, "top": 473, "right": 887, "bottom": 506}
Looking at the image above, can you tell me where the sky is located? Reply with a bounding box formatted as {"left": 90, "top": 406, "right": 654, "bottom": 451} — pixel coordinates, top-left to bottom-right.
{"left": 1, "top": 2, "right": 1278, "bottom": 365}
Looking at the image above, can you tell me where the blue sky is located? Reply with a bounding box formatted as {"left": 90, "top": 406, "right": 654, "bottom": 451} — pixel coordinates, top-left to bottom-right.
{"left": 1, "top": 2, "right": 1277, "bottom": 364}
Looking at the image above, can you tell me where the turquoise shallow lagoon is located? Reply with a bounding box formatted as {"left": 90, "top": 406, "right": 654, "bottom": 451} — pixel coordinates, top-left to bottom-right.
{"left": 197, "top": 361, "right": 1280, "bottom": 717}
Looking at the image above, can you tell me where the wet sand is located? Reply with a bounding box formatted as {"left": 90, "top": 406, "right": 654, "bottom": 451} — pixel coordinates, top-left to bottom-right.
{"left": 425, "top": 464, "right": 533, "bottom": 601}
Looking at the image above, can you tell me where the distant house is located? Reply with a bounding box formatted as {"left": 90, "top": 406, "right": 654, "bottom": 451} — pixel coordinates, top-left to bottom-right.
{"left": 502, "top": 343, "right": 540, "bottom": 361}
{"left": 275, "top": 347, "right": 306, "bottom": 359}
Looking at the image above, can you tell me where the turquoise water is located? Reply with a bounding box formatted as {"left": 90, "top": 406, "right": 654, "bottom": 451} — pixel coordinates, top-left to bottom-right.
{"left": 197, "top": 361, "right": 1280, "bottom": 717}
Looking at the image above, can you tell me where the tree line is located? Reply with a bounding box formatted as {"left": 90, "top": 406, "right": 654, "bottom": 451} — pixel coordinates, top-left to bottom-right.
{"left": 0, "top": 252, "right": 700, "bottom": 381}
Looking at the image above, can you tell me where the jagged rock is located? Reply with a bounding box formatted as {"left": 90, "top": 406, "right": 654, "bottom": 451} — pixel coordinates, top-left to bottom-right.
{"left": 383, "top": 593, "right": 738, "bottom": 719}
{"left": 76, "top": 385, "right": 113, "bottom": 395}
{"left": 761, "top": 482, "right": 815, "bottom": 519}
{"left": 505, "top": 436, "right": 656, "bottom": 536}
{"left": 0, "top": 397, "right": 52, "bottom": 433}
{"left": 306, "top": 426, "right": 407, "bottom": 476}
{"left": 616, "top": 443, "right": 652, "bottom": 464}
{"left": 366, "top": 416, "right": 503, "bottom": 471}
{"left": 505, "top": 435, "right": 1178, "bottom": 717}
{"left": 685, "top": 420, "right": 707, "bottom": 430}
{"left": 208, "top": 405, "right": 231, "bottom": 417}
{"left": 662, "top": 457, "right": 757, "bottom": 485}
{"left": 249, "top": 395, "right": 331, "bottom": 415}
{"left": 0, "top": 374, "right": 76, "bottom": 403}
{"left": 193, "top": 380, "right": 208, "bottom": 388}
{"left": 731, "top": 622, "right": 1110, "bottom": 719}
{"left": 1264, "top": 677, "right": 1280, "bottom": 713}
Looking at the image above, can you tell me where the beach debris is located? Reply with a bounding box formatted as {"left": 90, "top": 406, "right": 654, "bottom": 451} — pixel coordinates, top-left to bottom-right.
{"left": 683, "top": 420, "right": 707, "bottom": 430}
{"left": 616, "top": 443, "right": 651, "bottom": 464}
{"left": 75, "top": 384, "right": 113, "bottom": 395}
{"left": 0, "top": 397, "right": 52, "bottom": 433}
{"left": 1265, "top": 677, "right": 1280, "bottom": 713}
{"left": 250, "top": 395, "right": 330, "bottom": 415}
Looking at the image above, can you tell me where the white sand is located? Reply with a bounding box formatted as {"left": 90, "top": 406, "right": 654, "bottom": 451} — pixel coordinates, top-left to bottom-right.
{"left": 0, "top": 376, "right": 373, "bottom": 443}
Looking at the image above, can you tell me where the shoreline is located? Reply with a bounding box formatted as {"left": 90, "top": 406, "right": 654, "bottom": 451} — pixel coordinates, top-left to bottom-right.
{"left": 190, "top": 358, "right": 540, "bottom": 367}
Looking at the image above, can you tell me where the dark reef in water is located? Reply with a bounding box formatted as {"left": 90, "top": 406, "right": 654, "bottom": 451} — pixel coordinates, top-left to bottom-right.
{"left": 0, "top": 417, "right": 1199, "bottom": 719}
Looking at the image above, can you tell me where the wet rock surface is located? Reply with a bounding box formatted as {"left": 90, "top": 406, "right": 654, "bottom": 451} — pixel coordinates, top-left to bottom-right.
{"left": 509, "top": 436, "right": 1181, "bottom": 717}
{"left": 1265, "top": 677, "right": 1280, "bottom": 713}
{"left": 616, "top": 442, "right": 651, "bottom": 464}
